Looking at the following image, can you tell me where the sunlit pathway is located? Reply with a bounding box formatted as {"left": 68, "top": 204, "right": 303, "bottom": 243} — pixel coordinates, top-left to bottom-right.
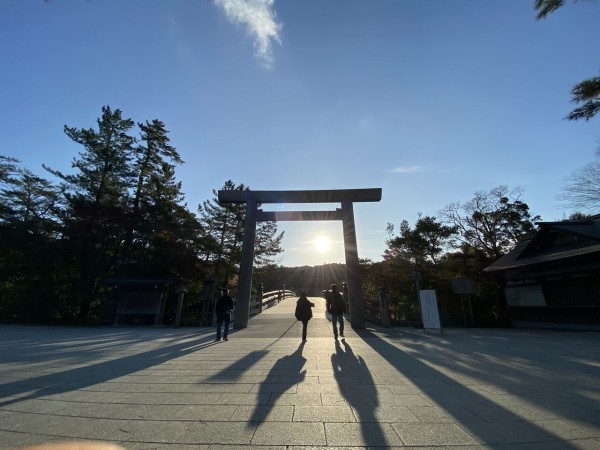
{"left": 1, "top": 296, "right": 599, "bottom": 449}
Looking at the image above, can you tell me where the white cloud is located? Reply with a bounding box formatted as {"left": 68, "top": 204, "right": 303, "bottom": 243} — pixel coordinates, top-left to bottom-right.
{"left": 213, "top": 0, "right": 282, "bottom": 68}
{"left": 388, "top": 165, "right": 461, "bottom": 174}
{"left": 390, "top": 165, "right": 426, "bottom": 174}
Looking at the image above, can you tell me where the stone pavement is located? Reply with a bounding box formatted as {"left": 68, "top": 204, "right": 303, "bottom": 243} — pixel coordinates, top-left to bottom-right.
{"left": 1, "top": 296, "right": 599, "bottom": 449}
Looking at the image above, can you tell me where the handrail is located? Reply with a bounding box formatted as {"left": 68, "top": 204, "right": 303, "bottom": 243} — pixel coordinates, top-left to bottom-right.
{"left": 248, "top": 289, "right": 296, "bottom": 316}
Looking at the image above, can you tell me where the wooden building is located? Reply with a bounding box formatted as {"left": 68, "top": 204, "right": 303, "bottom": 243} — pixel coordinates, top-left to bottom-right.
{"left": 483, "top": 214, "right": 600, "bottom": 329}
{"left": 102, "top": 277, "right": 178, "bottom": 326}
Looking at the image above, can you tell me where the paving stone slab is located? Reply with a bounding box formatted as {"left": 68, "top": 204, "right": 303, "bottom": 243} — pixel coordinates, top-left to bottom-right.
{"left": 217, "top": 393, "right": 271, "bottom": 406}
{"left": 251, "top": 422, "right": 326, "bottom": 446}
{"left": 267, "top": 393, "right": 322, "bottom": 406}
{"left": 176, "top": 422, "right": 257, "bottom": 445}
{"left": 119, "top": 420, "right": 190, "bottom": 443}
{"left": 361, "top": 406, "right": 421, "bottom": 423}
{"left": 293, "top": 406, "right": 356, "bottom": 423}
{"left": 391, "top": 422, "right": 479, "bottom": 446}
{"left": 463, "top": 421, "right": 563, "bottom": 444}
{"left": 531, "top": 418, "right": 600, "bottom": 440}
{"left": 229, "top": 405, "right": 294, "bottom": 422}
{"left": 516, "top": 439, "right": 600, "bottom": 450}
{"left": 324, "top": 422, "right": 404, "bottom": 447}
{"left": 173, "top": 405, "right": 238, "bottom": 422}
{"left": 248, "top": 384, "right": 297, "bottom": 394}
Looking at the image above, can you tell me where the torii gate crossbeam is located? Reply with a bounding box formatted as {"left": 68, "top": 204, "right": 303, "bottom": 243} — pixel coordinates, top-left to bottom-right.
{"left": 218, "top": 188, "right": 382, "bottom": 330}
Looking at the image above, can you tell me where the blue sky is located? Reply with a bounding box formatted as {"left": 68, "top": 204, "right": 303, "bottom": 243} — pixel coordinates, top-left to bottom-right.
{"left": 1, "top": 0, "right": 599, "bottom": 267}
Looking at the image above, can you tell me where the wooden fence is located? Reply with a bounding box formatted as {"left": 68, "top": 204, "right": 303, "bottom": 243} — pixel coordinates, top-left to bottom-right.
{"left": 249, "top": 290, "right": 296, "bottom": 317}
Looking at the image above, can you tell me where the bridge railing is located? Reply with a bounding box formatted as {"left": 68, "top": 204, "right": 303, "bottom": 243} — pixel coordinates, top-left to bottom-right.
{"left": 249, "top": 289, "right": 296, "bottom": 317}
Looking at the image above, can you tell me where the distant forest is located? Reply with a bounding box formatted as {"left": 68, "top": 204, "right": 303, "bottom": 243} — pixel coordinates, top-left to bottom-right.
{"left": 255, "top": 264, "right": 347, "bottom": 295}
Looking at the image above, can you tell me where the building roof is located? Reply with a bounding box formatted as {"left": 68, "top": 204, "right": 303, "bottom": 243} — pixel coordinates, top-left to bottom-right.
{"left": 484, "top": 215, "right": 600, "bottom": 273}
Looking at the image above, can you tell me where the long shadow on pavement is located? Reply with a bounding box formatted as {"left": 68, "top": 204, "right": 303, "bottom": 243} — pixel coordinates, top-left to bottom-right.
{"left": 0, "top": 329, "right": 218, "bottom": 409}
{"left": 205, "top": 350, "right": 270, "bottom": 383}
{"left": 248, "top": 342, "right": 306, "bottom": 425}
{"left": 331, "top": 338, "right": 392, "bottom": 447}
{"left": 356, "top": 328, "right": 584, "bottom": 448}
{"left": 375, "top": 327, "right": 600, "bottom": 430}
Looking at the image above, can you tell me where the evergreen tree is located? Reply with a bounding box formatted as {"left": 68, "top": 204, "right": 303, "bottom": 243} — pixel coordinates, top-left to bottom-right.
{"left": 198, "top": 180, "right": 284, "bottom": 287}
{"left": 534, "top": 0, "right": 600, "bottom": 121}
{"left": 44, "top": 106, "right": 136, "bottom": 320}
{"left": 124, "top": 119, "right": 184, "bottom": 258}
{"left": 255, "top": 220, "right": 284, "bottom": 268}
{"left": 47, "top": 106, "right": 135, "bottom": 206}
{"left": 386, "top": 215, "right": 456, "bottom": 265}
{"left": 0, "top": 155, "right": 20, "bottom": 221}
{"left": 1, "top": 168, "right": 62, "bottom": 236}
{"left": 135, "top": 162, "right": 203, "bottom": 278}
{"left": 0, "top": 155, "right": 18, "bottom": 185}
{"left": 0, "top": 161, "right": 63, "bottom": 322}
{"left": 198, "top": 180, "right": 247, "bottom": 286}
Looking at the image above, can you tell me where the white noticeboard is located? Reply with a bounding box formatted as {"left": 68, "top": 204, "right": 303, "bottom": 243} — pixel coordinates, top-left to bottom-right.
{"left": 419, "top": 290, "right": 442, "bottom": 333}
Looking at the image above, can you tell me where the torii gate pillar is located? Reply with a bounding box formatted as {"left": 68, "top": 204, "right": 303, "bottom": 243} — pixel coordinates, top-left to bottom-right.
{"left": 341, "top": 198, "right": 365, "bottom": 329}
{"left": 218, "top": 188, "right": 382, "bottom": 329}
{"left": 236, "top": 199, "right": 257, "bottom": 329}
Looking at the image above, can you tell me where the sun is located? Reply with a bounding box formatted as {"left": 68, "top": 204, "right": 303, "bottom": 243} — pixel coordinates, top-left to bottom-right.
{"left": 314, "top": 235, "right": 330, "bottom": 253}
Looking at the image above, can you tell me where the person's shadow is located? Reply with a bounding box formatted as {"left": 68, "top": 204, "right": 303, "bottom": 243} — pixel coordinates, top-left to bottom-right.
{"left": 247, "top": 342, "right": 307, "bottom": 425}
{"left": 331, "top": 339, "right": 389, "bottom": 447}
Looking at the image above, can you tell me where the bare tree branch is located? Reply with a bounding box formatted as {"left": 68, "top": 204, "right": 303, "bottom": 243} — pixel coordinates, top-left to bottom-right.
{"left": 559, "top": 149, "right": 600, "bottom": 211}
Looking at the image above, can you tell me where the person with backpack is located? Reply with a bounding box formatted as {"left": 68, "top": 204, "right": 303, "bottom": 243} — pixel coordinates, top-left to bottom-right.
{"left": 295, "top": 291, "right": 314, "bottom": 342}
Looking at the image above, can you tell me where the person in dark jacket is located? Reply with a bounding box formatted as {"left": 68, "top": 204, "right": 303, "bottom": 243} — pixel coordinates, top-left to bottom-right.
{"left": 215, "top": 288, "right": 234, "bottom": 341}
{"left": 295, "top": 291, "right": 314, "bottom": 342}
{"left": 326, "top": 283, "right": 345, "bottom": 339}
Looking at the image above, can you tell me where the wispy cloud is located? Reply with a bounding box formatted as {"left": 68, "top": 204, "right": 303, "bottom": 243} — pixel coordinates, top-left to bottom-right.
{"left": 387, "top": 165, "right": 461, "bottom": 174}
{"left": 390, "top": 165, "right": 427, "bottom": 174}
{"left": 213, "top": 0, "right": 282, "bottom": 68}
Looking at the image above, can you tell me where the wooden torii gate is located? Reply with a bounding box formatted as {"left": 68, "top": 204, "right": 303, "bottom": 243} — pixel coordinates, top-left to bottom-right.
{"left": 217, "top": 188, "right": 382, "bottom": 330}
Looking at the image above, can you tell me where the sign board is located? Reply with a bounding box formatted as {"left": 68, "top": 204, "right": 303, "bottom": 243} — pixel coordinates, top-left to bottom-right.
{"left": 419, "top": 290, "right": 442, "bottom": 331}
{"left": 452, "top": 278, "right": 474, "bottom": 294}
{"left": 505, "top": 285, "right": 546, "bottom": 307}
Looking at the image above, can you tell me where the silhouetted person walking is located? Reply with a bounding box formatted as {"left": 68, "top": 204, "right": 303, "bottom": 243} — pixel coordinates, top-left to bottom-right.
{"left": 295, "top": 291, "right": 314, "bottom": 341}
{"left": 215, "top": 288, "right": 234, "bottom": 341}
{"left": 326, "top": 284, "right": 345, "bottom": 339}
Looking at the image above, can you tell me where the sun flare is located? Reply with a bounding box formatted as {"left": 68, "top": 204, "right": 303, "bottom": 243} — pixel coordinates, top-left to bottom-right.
{"left": 314, "top": 235, "right": 330, "bottom": 253}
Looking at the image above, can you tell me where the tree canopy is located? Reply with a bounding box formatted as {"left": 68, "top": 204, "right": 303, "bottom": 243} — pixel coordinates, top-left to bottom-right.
{"left": 198, "top": 180, "right": 284, "bottom": 287}
{"left": 0, "top": 106, "right": 284, "bottom": 324}
{"left": 534, "top": 0, "right": 600, "bottom": 121}
{"left": 559, "top": 147, "right": 600, "bottom": 211}
{"left": 385, "top": 215, "right": 456, "bottom": 265}
{"left": 440, "top": 186, "right": 540, "bottom": 260}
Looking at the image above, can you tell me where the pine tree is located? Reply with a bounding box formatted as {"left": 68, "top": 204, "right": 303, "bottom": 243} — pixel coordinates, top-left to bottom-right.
{"left": 124, "top": 119, "right": 184, "bottom": 258}
{"left": 136, "top": 162, "right": 202, "bottom": 278}
{"left": 44, "top": 106, "right": 136, "bottom": 320}
{"left": 0, "top": 161, "right": 63, "bottom": 322}
{"left": 198, "top": 180, "right": 284, "bottom": 287}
